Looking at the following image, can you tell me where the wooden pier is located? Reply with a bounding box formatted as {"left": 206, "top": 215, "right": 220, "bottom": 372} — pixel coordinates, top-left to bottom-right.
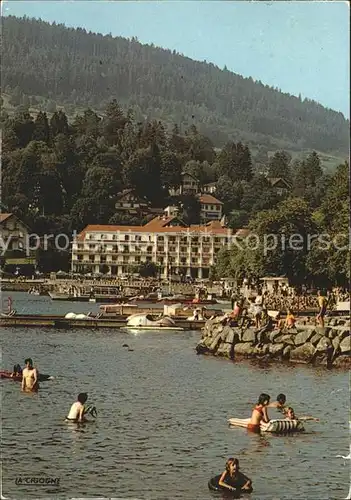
{"left": 0, "top": 314, "right": 205, "bottom": 331}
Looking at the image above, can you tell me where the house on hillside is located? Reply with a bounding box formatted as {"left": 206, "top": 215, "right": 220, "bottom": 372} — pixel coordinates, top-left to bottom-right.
{"left": 115, "top": 189, "right": 164, "bottom": 218}
{"left": 267, "top": 177, "right": 291, "bottom": 196}
{"left": 0, "top": 213, "right": 37, "bottom": 271}
{"left": 115, "top": 189, "right": 149, "bottom": 215}
{"left": 169, "top": 172, "right": 200, "bottom": 196}
{"left": 198, "top": 194, "right": 223, "bottom": 223}
{"left": 202, "top": 182, "right": 217, "bottom": 194}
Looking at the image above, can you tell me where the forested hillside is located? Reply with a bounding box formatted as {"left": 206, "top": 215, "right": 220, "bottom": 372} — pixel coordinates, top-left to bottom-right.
{"left": 2, "top": 15, "right": 349, "bottom": 154}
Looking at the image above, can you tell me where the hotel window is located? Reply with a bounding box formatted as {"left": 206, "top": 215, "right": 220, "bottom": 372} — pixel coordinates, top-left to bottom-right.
{"left": 125, "top": 235, "right": 129, "bottom": 241}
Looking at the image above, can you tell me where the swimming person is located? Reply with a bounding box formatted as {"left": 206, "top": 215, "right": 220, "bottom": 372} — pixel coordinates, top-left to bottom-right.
{"left": 11, "top": 364, "right": 23, "bottom": 377}
{"left": 285, "top": 406, "right": 319, "bottom": 422}
{"left": 269, "top": 393, "right": 287, "bottom": 411}
{"left": 65, "top": 393, "right": 89, "bottom": 423}
{"left": 21, "top": 358, "right": 39, "bottom": 392}
{"left": 218, "top": 458, "right": 253, "bottom": 493}
{"left": 248, "top": 393, "right": 270, "bottom": 433}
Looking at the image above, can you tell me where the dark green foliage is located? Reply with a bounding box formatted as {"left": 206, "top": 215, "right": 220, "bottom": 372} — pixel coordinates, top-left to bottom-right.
{"left": 138, "top": 262, "right": 159, "bottom": 278}
{"left": 2, "top": 16, "right": 349, "bottom": 153}
{"left": 178, "top": 194, "right": 201, "bottom": 225}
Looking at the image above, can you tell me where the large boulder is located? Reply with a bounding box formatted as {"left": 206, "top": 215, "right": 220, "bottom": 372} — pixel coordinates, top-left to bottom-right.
{"left": 333, "top": 354, "right": 351, "bottom": 368}
{"left": 337, "top": 329, "right": 351, "bottom": 342}
{"left": 216, "top": 340, "right": 233, "bottom": 358}
{"left": 279, "top": 334, "right": 295, "bottom": 345}
{"left": 221, "top": 325, "right": 233, "bottom": 341}
{"left": 310, "top": 333, "right": 323, "bottom": 346}
{"left": 328, "top": 318, "right": 338, "bottom": 327}
{"left": 242, "top": 329, "right": 257, "bottom": 343}
{"left": 269, "top": 343, "right": 285, "bottom": 357}
{"left": 254, "top": 344, "right": 270, "bottom": 356}
{"left": 234, "top": 343, "right": 255, "bottom": 357}
{"left": 326, "top": 328, "right": 338, "bottom": 340}
{"left": 195, "top": 343, "right": 209, "bottom": 355}
{"left": 294, "top": 329, "right": 315, "bottom": 346}
{"left": 290, "top": 342, "right": 316, "bottom": 363}
{"left": 269, "top": 330, "right": 283, "bottom": 343}
{"left": 339, "top": 335, "right": 351, "bottom": 354}
{"left": 282, "top": 345, "right": 292, "bottom": 359}
{"left": 316, "top": 336, "right": 332, "bottom": 352}
{"left": 209, "top": 330, "right": 225, "bottom": 351}
{"left": 332, "top": 336, "right": 341, "bottom": 351}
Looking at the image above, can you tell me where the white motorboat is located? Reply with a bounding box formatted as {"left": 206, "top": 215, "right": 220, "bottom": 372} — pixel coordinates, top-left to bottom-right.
{"left": 124, "top": 313, "right": 183, "bottom": 330}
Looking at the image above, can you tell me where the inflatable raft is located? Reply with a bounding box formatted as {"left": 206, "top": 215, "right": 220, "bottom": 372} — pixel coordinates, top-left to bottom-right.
{"left": 228, "top": 417, "right": 304, "bottom": 433}
{"left": 0, "top": 370, "right": 54, "bottom": 382}
{"left": 208, "top": 475, "right": 252, "bottom": 495}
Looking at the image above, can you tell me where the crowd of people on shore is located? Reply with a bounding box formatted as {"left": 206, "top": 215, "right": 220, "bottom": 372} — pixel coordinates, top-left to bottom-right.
{"left": 224, "top": 286, "right": 339, "bottom": 331}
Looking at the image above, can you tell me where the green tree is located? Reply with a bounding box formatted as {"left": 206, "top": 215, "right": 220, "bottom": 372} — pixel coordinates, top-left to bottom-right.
{"left": 123, "top": 144, "right": 163, "bottom": 204}
{"left": 178, "top": 194, "right": 201, "bottom": 225}
{"left": 32, "top": 112, "right": 50, "bottom": 143}
{"left": 139, "top": 261, "right": 159, "bottom": 278}
{"left": 160, "top": 150, "right": 182, "bottom": 188}
{"left": 267, "top": 150, "right": 292, "bottom": 179}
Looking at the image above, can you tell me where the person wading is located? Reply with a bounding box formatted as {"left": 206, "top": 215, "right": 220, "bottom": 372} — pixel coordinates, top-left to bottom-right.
{"left": 21, "top": 358, "right": 39, "bottom": 392}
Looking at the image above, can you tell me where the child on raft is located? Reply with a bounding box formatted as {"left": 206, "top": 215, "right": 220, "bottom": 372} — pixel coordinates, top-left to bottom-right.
{"left": 284, "top": 406, "right": 319, "bottom": 422}
{"left": 248, "top": 393, "right": 271, "bottom": 433}
{"left": 218, "top": 458, "right": 253, "bottom": 493}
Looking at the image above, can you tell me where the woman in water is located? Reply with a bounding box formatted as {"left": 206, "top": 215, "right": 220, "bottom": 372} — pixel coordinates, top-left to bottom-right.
{"left": 248, "top": 393, "right": 270, "bottom": 433}
{"left": 218, "top": 458, "right": 252, "bottom": 493}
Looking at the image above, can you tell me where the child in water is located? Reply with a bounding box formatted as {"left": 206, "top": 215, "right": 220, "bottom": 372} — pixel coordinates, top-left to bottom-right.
{"left": 65, "top": 393, "right": 89, "bottom": 423}
{"left": 269, "top": 393, "right": 287, "bottom": 411}
{"left": 248, "top": 393, "right": 270, "bottom": 433}
{"left": 218, "top": 458, "right": 253, "bottom": 493}
{"left": 284, "top": 406, "right": 319, "bottom": 422}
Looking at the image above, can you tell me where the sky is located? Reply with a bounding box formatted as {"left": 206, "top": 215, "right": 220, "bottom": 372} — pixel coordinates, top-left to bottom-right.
{"left": 2, "top": 0, "right": 350, "bottom": 117}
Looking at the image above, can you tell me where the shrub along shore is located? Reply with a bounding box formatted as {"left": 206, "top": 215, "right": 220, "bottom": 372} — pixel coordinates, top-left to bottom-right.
{"left": 196, "top": 315, "right": 351, "bottom": 369}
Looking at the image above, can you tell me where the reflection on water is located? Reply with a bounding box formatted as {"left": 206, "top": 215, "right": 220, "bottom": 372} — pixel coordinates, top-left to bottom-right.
{"left": 1, "top": 294, "right": 349, "bottom": 499}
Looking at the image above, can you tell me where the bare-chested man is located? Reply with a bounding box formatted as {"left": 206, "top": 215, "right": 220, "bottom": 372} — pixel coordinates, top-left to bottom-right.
{"left": 21, "top": 358, "right": 39, "bottom": 392}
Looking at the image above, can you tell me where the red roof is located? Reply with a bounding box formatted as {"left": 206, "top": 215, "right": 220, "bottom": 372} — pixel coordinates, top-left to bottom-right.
{"left": 198, "top": 194, "right": 223, "bottom": 205}
{"left": 77, "top": 217, "right": 232, "bottom": 240}
{"left": 0, "top": 213, "right": 13, "bottom": 223}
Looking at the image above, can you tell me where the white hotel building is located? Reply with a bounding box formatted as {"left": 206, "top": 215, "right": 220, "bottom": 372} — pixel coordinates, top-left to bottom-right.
{"left": 71, "top": 215, "right": 238, "bottom": 279}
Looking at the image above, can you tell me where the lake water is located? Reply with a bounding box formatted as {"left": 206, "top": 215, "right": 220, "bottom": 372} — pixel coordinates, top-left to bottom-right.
{"left": 1, "top": 293, "right": 350, "bottom": 499}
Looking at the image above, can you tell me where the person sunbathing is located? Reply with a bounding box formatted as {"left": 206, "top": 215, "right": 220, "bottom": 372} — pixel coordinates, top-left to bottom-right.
{"left": 285, "top": 310, "right": 296, "bottom": 329}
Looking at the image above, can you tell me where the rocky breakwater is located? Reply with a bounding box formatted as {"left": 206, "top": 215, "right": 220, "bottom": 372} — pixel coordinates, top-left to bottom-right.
{"left": 195, "top": 315, "right": 351, "bottom": 368}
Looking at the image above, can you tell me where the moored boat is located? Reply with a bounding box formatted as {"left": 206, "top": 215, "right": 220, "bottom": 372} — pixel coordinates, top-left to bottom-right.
{"left": 124, "top": 313, "right": 183, "bottom": 330}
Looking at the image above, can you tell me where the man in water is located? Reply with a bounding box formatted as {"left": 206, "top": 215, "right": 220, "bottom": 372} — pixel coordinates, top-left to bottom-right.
{"left": 21, "top": 358, "right": 39, "bottom": 392}
{"left": 269, "top": 393, "right": 287, "bottom": 411}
